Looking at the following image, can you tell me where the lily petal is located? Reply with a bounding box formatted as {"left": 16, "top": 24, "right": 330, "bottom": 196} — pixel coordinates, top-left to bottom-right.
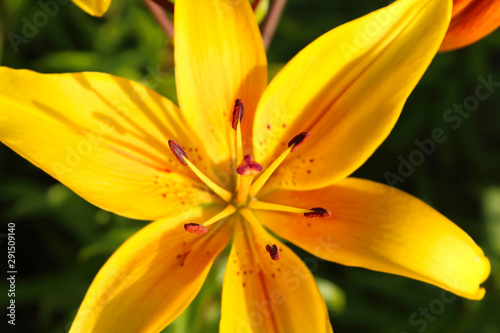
{"left": 0, "top": 67, "right": 222, "bottom": 220}
{"left": 72, "top": 0, "right": 111, "bottom": 17}
{"left": 175, "top": 0, "right": 268, "bottom": 169}
{"left": 440, "top": 0, "right": 500, "bottom": 51}
{"left": 252, "top": 0, "right": 451, "bottom": 193}
{"left": 70, "top": 207, "right": 233, "bottom": 333}
{"left": 256, "top": 178, "right": 490, "bottom": 300}
{"left": 220, "top": 217, "right": 332, "bottom": 333}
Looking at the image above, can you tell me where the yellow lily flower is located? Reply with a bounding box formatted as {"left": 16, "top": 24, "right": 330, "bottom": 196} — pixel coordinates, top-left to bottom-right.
{"left": 440, "top": 0, "right": 500, "bottom": 51}
{"left": 0, "top": 0, "right": 490, "bottom": 332}
{"left": 71, "top": 0, "right": 111, "bottom": 16}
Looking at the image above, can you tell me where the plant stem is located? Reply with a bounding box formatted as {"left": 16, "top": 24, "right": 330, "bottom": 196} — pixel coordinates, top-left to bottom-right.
{"left": 261, "top": 0, "right": 288, "bottom": 51}
{"left": 144, "top": 0, "right": 174, "bottom": 39}
{"left": 151, "top": 0, "right": 174, "bottom": 13}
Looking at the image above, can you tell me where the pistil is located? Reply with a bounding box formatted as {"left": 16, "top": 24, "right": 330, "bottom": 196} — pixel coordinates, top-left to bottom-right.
{"left": 249, "top": 131, "right": 311, "bottom": 197}
{"left": 168, "top": 140, "right": 233, "bottom": 202}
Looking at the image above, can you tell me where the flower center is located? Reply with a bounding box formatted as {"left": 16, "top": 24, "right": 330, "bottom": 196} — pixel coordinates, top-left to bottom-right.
{"left": 168, "top": 99, "right": 330, "bottom": 260}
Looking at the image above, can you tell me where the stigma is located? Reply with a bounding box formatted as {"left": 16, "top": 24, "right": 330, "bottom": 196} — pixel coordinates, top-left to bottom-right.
{"left": 236, "top": 155, "right": 263, "bottom": 176}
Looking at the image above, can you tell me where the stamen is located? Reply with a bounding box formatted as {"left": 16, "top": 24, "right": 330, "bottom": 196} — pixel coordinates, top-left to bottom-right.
{"left": 288, "top": 131, "right": 311, "bottom": 153}
{"left": 233, "top": 99, "right": 245, "bottom": 191}
{"left": 232, "top": 99, "right": 244, "bottom": 131}
{"left": 249, "top": 200, "right": 319, "bottom": 214}
{"left": 184, "top": 223, "right": 208, "bottom": 235}
{"left": 236, "top": 155, "right": 262, "bottom": 203}
{"left": 265, "top": 244, "right": 280, "bottom": 261}
{"left": 202, "top": 204, "right": 237, "bottom": 227}
{"left": 168, "top": 140, "right": 188, "bottom": 166}
{"left": 168, "top": 140, "right": 233, "bottom": 202}
{"left": 304, "top": 207, "right": 331, "bottom": 218}
{"left": 249, "top": 131, "right": 311, "bottom": 197}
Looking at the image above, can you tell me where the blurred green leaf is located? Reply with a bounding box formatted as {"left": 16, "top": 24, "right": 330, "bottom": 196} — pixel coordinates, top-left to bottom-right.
{"left": 483, "top": 187, "right": 500, "bottom": 256}
{"left": 316, "top": 276, "right": 345, "bottom": 314}
{"left": 78, "top": 227, "right": 140, "bottom": 261}
{"left": 254, "top": 0, "right": 269, "bottom": 24}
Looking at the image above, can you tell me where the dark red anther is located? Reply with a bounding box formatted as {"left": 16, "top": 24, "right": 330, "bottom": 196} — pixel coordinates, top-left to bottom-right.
{"left": 288, "top": 132, "right": 311, "bottom": 152}
{"left": 304, "top": 207, "right": 331, "bottom": 218}
{"left": 232, "top": 99, "right": 244, "bottom": 130}
{"left": 184, "top": 223, "right": 208, "bottom": 235}
{"left": 168, "top": 140, "right": 189, "bottom": 166}
{"left": 236, "top": 155, "right": 263, "bottom": 176}
{"left": 266, "top": 244, "right": 280, "bottom": 261}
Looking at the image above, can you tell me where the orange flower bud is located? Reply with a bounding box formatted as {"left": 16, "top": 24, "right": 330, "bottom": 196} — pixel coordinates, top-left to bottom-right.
{"left": 440, "top": 0, "right": 500, "bottom": 51}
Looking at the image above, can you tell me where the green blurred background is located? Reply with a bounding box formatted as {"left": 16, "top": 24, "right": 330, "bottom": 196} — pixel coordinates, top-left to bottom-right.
{"left": 1, "top": 0, "right": 499, "bottom": 332}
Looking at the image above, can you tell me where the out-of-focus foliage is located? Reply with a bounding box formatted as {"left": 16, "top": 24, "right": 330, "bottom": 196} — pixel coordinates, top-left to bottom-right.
{"left": 0, "top": 0, "right": 499, "bottom": 332}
